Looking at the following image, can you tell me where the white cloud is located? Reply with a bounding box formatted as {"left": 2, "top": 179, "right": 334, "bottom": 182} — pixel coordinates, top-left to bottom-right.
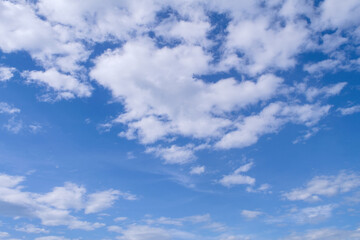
{"left": 215, "top": 102, "right": 331, "bottom": 149}
{"left": 116, "top": 224, "right": 195, "bottom": 240}
{"left": 108, "top": 225, "right": 123, "bottom": 233}
{"left": 145, "top": 214, "right": 211, "bottom": 227}
{"left": 0, "top": 102, "right": 20, "bottom": 115}
{"left": 0, "top": 174, "right": 24, "bottom": 187}
{"left": 246, "top": 183, "right": 272, "bottom": 194}
{"left": 283, "top": 171, "right": 360, "bottom": 201}
{"left": 337, "top": 105, "right": 360, "bottom": 115}
{"left": 37, "top": 182, "right": 86, "bottom": 211}
{"left": 317, "top": 0, "right": 360, "bottom": 29}
{"left": 0, "top": 173, "right": 134, "bottom": 230}
{"left": 116, "top": 214, "right": 224, "bottom": 237}
{"left": 35, "top": 237, "right": 69, "bottom": 240}
{"left": 85, "top": 189, "right": 136, "bottom": 214}
{"left": 298, "top": 82, "right": 347, "bottom": 102}
{"left": 29, "top": 123, "right": 43, "bottom": 133}
{"left": 0, "top": 0, "right": 356, "bottom": 172}
{"left": 0, "top": 1, "right": 89, "bottom": 73}
{"left": 225, "top": 17, "right": 309, "bottom": 75}
{"left": 219, "top": 235, "right": 251, "bottom": 240}
{"left": 292, "top": 127, "right": 320, "bottom": 144}
{"left": 23, "top": 68, "right": 92, "bottom": 100}
{"left": 283, "top": 227, "right": 360, "bottom": 240}
{"left": 36, "top": 0, "right": 162, "bottom": 42}
{"left": 155, "top": 17, "right": 211, "bottom": 46}
{"left": 114, "top": 217, "right": 128, "bottom": 222}
{"left": 146, "top": 145, "right": 196, "bottom": 165}
{"left": 0, "top": 232, "right": 9, "bottom": 238}
{"left": 113, "top": 212, "right": 228, "bottom": 239}
{"left": 4, "top": 117, "right": 23, "bottom": 134}
{"left": 266, "top": 204, "right": 336, "bottom": 225}
{"left": 90, "top": 37, "right": 284, "bottom": 144}
{"left": 0, "top": 67, "right": 15, "bottom": 81}
{"left": 218, "top": 162, "right": 256, "bottom": 187}
{"left": 190, "top": 166, "right": 205, "bottom": 175}
{"left": 290, "top": 204, "right": 336, "bottom": 224}
{"left": 15, "top": 224, "right": 49, "bottom": 234}
{"left": 304, "top": 60, "right": 342, "bottom": 76}
{"left": 0, "top": 103, "right": 23, "bottom": 133}
{"left": 241, "top": 210, "right": 263, "bottom": 219}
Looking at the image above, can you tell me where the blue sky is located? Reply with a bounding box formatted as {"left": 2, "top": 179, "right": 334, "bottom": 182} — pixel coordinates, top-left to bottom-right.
{"left": 0, "top": 0, "right": 360, "bottom": 239}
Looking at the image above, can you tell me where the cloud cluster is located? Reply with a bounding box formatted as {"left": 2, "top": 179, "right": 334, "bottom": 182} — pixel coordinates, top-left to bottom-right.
{"left": 0, "top": 0, "right": 356, "bottom": 156}
{"left": 0, "top": 173, "right": 136, "bottom": 231}
{"left": 283, "top": 171, "right": 360, "bottom": 201}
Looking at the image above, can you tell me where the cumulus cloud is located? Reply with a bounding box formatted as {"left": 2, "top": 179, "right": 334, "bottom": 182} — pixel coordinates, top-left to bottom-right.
{"left": 90, "top": 37, "right": 285, "bottom": 144}
{"left": 0, "top": 0, "right": 355, "bottom": 158}
{"left": 218, "top": 162, "right": 256, "bottom": 187}
{"left": 0, "top": 66, "right": 15, "bottom": 81}
{"left": 0, "top": 173, "right": 135, "bottom": 230}
{"left": 0, "top": 0, "right": 89, "bottom": 73}
{"left": 215, "top": 102, "right": 331, "bottom": 149}
{"left": 225, "top": 17, "right": 309, "bottom": 75}
{"left": 283, "top": 171, "right": 360, "bottom": 201}
{"left": 23, "top": 69, "right": 92, "bottom": 100}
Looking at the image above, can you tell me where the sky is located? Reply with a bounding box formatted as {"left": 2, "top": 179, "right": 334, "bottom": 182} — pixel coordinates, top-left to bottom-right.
{"left": 0, "top": 0, "right": 360, "bottom": 239}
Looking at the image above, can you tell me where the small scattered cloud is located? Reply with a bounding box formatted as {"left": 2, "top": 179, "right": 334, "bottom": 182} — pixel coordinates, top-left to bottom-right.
{"left": 85, "top": 189, "right": 137, "bottom": 214}
{"left": 4, "top": 117, "right": 23, "bottom": 134}
{"left": 0, "top": 102, "right": 20, "bottom": 115}
{"left": 283, "top": 171, "right": 360, "bottom": 201}
{"left": 241, "top": 210, "right": 263, "bottom": 219}
{"left": 337, "top": 105, "right": 360, "bottom": 115}
{"left": 293, "top": 127, "right": 320, "bottom": 144}
{"left": 266, "top": 204, "right": 336, "bottom": 225}
{"left": 0, "top": 66, "right": 15, "bottom": 81}
{"left": 114, "top": 217, "right": 128, "bottom": 222}
{"left": 218, "top": 162, "right": 256, "bottom": 187}
{"left": 35, "top": 237, "right": 70, "bottom": 240}
{"left": 28, "top": 123, "right": 43, "bottom": 133}
{"left": 190, "top": 166, "right": 205, "bottom": 175}
{"left": 15, "top": 224, "right": 49, "bottom": 234}
{"left": 146, "top": 145, "right": 196, "bottom": 165}
{"left": 282, "top": 227, "right": 360, "bottom": 240}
